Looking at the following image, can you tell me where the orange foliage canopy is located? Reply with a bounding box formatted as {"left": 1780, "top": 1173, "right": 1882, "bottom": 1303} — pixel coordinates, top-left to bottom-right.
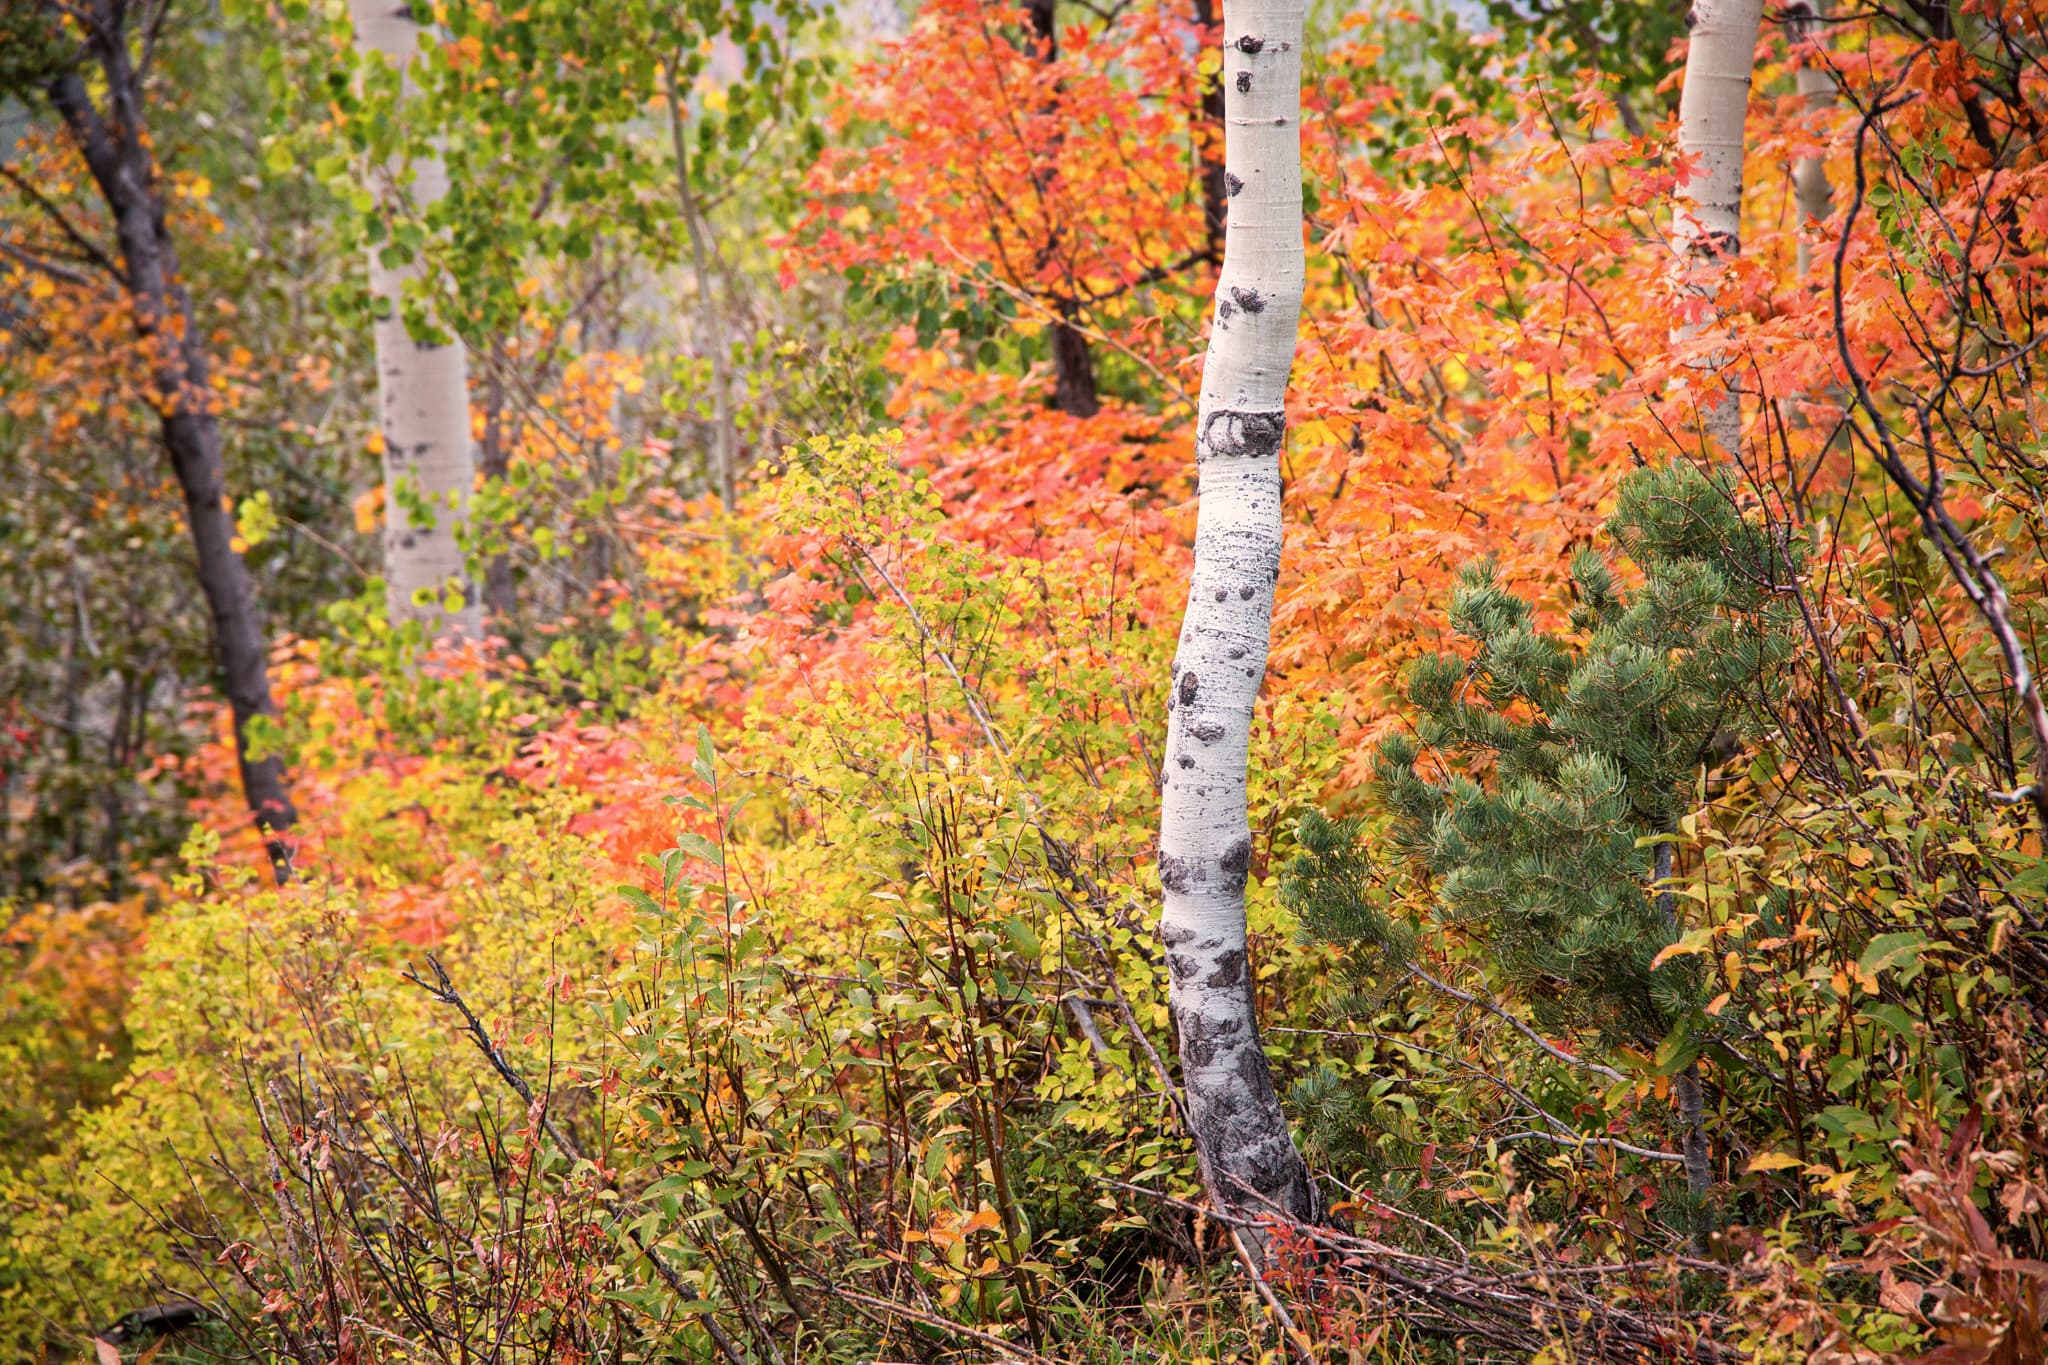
{"left": 146, "top": 0, "right": 2048, "bottom": 939}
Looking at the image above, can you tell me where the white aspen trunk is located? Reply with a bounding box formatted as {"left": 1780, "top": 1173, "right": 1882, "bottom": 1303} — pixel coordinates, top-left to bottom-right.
{"left": 1157, "top": 0, "right": 1318, "bottom": 1235}
{"left": 1786, "top": 1, "right": 1835, "bottom": 278}
{"left": 1665, "top": 1, "right": 1763, "bottom": 1241}
{"left": 1672, "top": 0, "right": 1764, "bottom": 462}
{"left": 350, "top": 0, "right": 480, "bottom": 641}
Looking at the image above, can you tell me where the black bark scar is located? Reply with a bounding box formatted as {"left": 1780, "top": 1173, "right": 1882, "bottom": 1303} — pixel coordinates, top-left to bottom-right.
{"left": 1200, "top": 409, "right": 1286, "bottom": 460}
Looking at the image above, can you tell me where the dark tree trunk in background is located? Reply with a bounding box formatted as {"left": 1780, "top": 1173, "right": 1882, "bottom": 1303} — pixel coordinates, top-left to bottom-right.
{"left": 1051, "top": 303, "right": 1101, "bottom": 418}
{"left": 44, "top": 12, "right": 296, "bottom": 878}
{"left": 1026, "top": 0, "right": 1101, "bottom": 418}
{"left": 479, "top": 361, "right": 517, "bottom": 621}
{"left": 1194, "top": 0, "right": 1229, "bottom": 260}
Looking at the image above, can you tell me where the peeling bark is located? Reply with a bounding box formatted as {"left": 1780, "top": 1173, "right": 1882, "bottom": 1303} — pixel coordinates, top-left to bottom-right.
{"left": 43, "top": 18, "right": 296, "bottom": 876}
{"left": 1672, "top": 0, "right": 1764, "bottom": 462}
{"left": 1157, "top": 0, "right": 1319, "bottom": 1242}
{"left": 350, "top": 0, "right": 480, "bottom": 641}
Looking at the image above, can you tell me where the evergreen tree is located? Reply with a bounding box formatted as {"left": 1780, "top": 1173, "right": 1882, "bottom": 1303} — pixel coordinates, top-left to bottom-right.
{"left": 1284, "top": 459, "right": 1801, "bottom": 1241}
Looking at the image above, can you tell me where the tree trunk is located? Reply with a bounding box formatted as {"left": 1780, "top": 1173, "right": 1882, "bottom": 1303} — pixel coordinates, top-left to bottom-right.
{"left": 1157, "top": 0, "right": 1319, "bottom": 1242}
{"left": 1192, "top": 0, "right": 1230, "bottom": 262}
{"left": 1785, "top": 1, "right": 1835, "bottom": 279}
{"left": 44, "top": 39, "right": 296, "bottom": 877}
{"left": 1672, "top": 0, "right": 1763, "bottom": 462}
{"left": 1050, "top": 304, "right": 1100, "bottom": 418}
{"left": 663, "top": 56, "right": 742, "bottom": 513}
{"left": 1025, "top": 0, "right": 1101, "bottom": 419}
{"left": 350, "top": 0, "right": 480, "bottom": 642}
{"left": 478, "top": 354, "right": 516, "bottom": 621}
{"left": 1656, "top": 838, "right": 1714, "bottom": 1251}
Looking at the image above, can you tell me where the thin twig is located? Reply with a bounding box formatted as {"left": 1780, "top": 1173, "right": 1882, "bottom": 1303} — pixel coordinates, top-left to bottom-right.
{"left": 402, "top": 955, "right": 756, "bottom": 1365}
{"left": 1403, "top": 962, "right": 1627, "bottom": 1083}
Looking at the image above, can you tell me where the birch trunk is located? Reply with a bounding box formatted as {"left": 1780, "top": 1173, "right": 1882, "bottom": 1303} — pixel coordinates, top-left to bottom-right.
{"left": 1785, "top": 1, "right": 1835, "bottom": 278}
{"left": 1157, "top": 0, "right": 1318, "bottom": 1235}
{"left": 1672, "top": 0, "right": 1764, "bottom": 462}
{"left": 350, "top": 0, "right": 480, "bottom": 641}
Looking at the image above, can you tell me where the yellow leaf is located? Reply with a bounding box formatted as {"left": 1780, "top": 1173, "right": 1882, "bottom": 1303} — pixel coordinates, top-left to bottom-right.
{"left": 1747, "top": 1151, "right": 1803, "bottom": 1173}
{"left": 353, "top": 485, "right": 384, "bottom": 535}
{"left": 963, "top": 1206, "right": 1002, "bottom": 1235}
{"left": 1650, "top": 940, "right": 1705, "bottom": 969}
{"left": 1815, "top": 1167, "right": 1858, "bottom": 1195}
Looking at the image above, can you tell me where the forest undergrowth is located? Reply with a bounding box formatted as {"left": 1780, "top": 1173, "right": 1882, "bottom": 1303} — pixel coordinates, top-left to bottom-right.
{"left": 2, "top": 0, "right": 2047, "bottom": 1361}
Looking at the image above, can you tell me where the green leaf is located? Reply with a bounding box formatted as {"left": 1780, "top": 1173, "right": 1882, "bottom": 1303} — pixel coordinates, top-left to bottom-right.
{"left": 1858, "top": 931, "right": 1929, "bottom": 984}
{"left": 1858, "top": 1002, "right": 1917, "bottom": 1040}
{"left": 674, "top": 831, "right": 723, "bottom": 868}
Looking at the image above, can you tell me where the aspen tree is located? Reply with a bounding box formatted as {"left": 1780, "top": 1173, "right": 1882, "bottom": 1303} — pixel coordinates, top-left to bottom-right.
{"left": 1672, "top": 0, "right": 1764, "bottom": 465}
{"left": 1157, "top": 0, "right": 1319, "bottom": 1234}
{"left": 350, "top": 0, "right": 480, "bottom": 640}
{"left": 1668, "top": 0, "right": 1764, "bottom": 1223}
{"left": 1786, "top": 1, "right": 1835, "bottom": 278}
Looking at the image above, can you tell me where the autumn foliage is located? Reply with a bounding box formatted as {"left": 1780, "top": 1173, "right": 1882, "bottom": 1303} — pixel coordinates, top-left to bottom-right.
{"left": 3, "top": 0, "right": 2048, "bottom": 1361}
